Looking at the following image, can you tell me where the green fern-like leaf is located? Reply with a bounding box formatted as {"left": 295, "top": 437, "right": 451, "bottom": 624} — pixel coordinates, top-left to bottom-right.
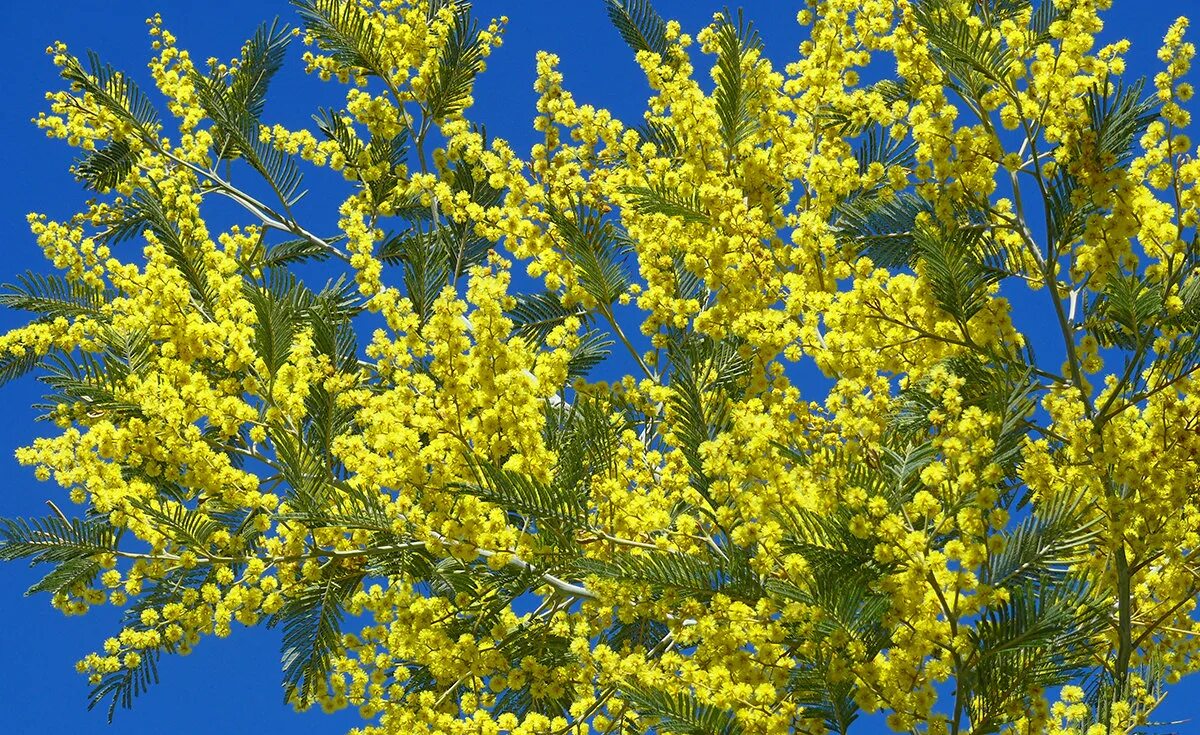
{"left": 623, "top": 185, "right": 711, "bottom": 225}
{"left": 508, "top": 291, "right": 589, "bottom": 344}
{"left": 292, "top": 0, "right": 389, "bottom": 76}
{"left": 1086, "top": 274, "right": 1163, "bottom": 349}
{"left": 546, "top": 202, "right": 633, "bottom": 307}
{"left": 101, "top": 185, "right": 219, "bottom": 313}
{"left": 75, "top": 140, "right": 140, "bottom": 192}
{"left": 1084, "top": 77, "right": 1157, "bottom": 172}
{"left": 0, "top": 514, "right": 120, "bottom": 598}
{"left": 832, "top": 191, "right": 932, "bottom": 267}
{"left": 88, "top": 648, "right": 161, "bottom": 723}
{"left": 59, "top": 50, "right": 160, "bottom": 132}
{"left": 604, "top": 0, "right": 670, "bottom": 57}
{"left": 193, "top": 72, "right": 304, "bottom": 203}
{"left": 786, "top": 663, "right": 860, "bottom": 735}
{"left": 914, "top": 223, "right": 1007, "bottom": 321}
{"left": 1029, "top": 0, "right": 1067, "bottom": 40}
{"left": 454, "top": 461, "right": 588, "bottom": 547}
{"left": 567, "top": 329, "right": 614, "bottom": 380}
{"left": 912, "top": 0, "right": 1015, "bottom": 96}
{"left": 271, "top": 569, "right": 365, "bottom": 706}
{"left": 379, "top": 227, "right": 452, "bottom": 323}
{"left": 230, "top": 20, "right": 291, "bottom": 120}
{"left": 314, "top": 107, "right": 367, "bottom": 165}
{"left": 664, "top": 334, "right": 749, "bottom": 506}
{"left": 0, "top": 271, "right": 111, "bottom": 321}
{"left": 307, "top": 277, "right": 361, "bottom": 373}
{"left": 711, "top": 9, "right": 763, "bottom": 156}
{"left": 578, "top": 548, "right": 760, "bottom": 601}
{"left": 0, "top": 345, "right": 45, "bottom": 387}
{"left": 26, "top": 555, "right": 104, "bottom": 597}
{"left": 212, "top": 20, "right": 291, "bottom": 161}
{"left": 1144, "top": 333, "right": 1200, "bottom": 400}
{"left": 894, "top": 358, "right": 1036, "bottom": 481}
{"left": 620, "top": 683, "right": 743, "bottom": 735}
{"left": 1047, "top": 79, "right": 1156, "bottom": 250}
{"left": 261, "top": 237, "right": 335, "bottom": 268}
{"left": 854, "top": 125, "right": 917, "bottom": 176}
{"left": 974, "top": 579, "right": 1100, "bottom": 658}
{"left": 425, "top": 2, "right": 485, "bottom": 121}
{"left": 128, "top": 501, "right": 225, "bottom": 551}
{"left": 314, "top": 107, "right": 408, "bottom": 205}
{"left": 545, "top": 393, "right": 625, "bottom": 500}
{"left": 245, "top": 272, "right": 304, "bottom": 376}
{"left": 0, "top": 515, "right": 120, "bottom": 564}
{"left": 601, "top": 616, "right": 670, "bottom": 653}
{"left": 965, "top": 578, "right": 1107, "bottom": 733}
{"left": 37, "top": 348, "right": 143, "bottom": 420}
{"left": 97, "top": 185, "right": 180, "bottom": 247}
{"left": 636, "top": 119, "right": 682, "bottom": 158}
{"left": 444, "top": 150, "right": 503, "bottom": 277}
{"left": 988, "top": 494, "right": 1101, "bottom": 589}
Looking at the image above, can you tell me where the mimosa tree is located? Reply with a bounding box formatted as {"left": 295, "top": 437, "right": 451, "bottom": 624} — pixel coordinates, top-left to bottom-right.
{"left": 2, "top": 1, "right": 1199, "bottom": 733}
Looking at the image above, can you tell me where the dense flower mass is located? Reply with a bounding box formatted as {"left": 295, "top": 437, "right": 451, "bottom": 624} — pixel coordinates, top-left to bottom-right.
{"left": 2, "top": 0, "right": 1200, "bottom": 733}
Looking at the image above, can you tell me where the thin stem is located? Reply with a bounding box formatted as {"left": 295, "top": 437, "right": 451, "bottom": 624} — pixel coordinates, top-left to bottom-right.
{"left": 599, "top": 303, "right": 656, "bottom": 381}
{"left": 105, "top": 536, "right": 598, "bottom": 602}
{"left": 107, "top": 540, "right": 427, "bottom": 567}
{"left": 1114, "top": 546, "right": 1133, "bottom": 694}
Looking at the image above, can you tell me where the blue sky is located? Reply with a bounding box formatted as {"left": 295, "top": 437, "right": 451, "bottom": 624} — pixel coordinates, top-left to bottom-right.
{"left": 0, "top": 1, "right": 1196, "bottom": 733}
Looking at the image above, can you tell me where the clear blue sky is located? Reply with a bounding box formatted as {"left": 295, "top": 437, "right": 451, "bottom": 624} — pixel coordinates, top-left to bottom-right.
{"left": 0, "top": 1, "right": 1195, "bottom": 733}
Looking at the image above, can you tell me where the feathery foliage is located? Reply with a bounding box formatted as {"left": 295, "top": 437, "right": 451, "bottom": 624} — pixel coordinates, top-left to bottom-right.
{"left": 604, "top": 0, "right": 670, "bottom": 57}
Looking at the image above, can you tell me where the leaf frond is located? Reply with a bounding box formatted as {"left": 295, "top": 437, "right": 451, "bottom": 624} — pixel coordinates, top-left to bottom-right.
{"left": 604, "top": 0, "right": 670, "bottom": 57}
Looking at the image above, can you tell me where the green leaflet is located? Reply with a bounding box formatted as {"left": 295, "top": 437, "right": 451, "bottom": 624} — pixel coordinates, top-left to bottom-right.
{"left": 603, "top": 0, "right": 670, "bottom": 58}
